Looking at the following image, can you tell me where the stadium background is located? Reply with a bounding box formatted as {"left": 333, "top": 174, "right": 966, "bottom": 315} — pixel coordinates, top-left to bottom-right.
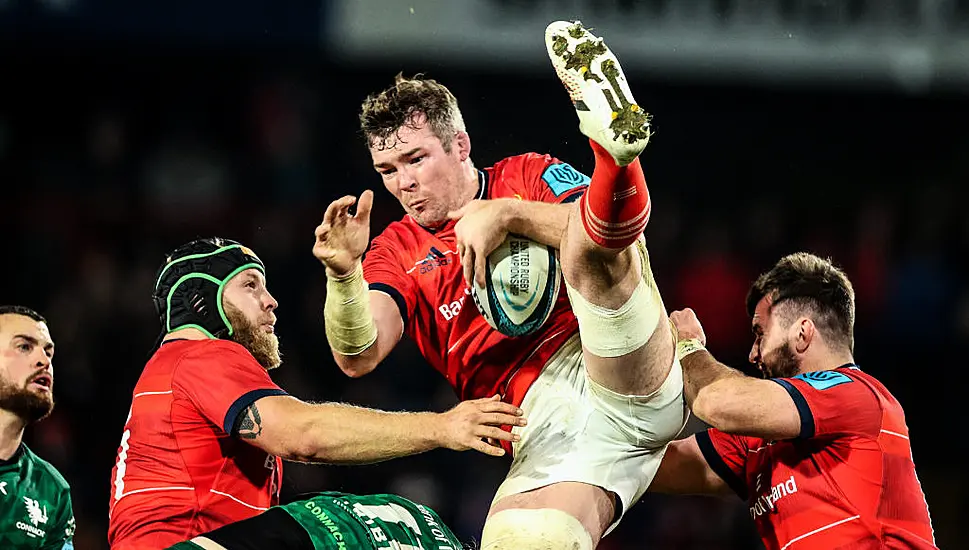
{"left": 1, "top": 0, "right": 965, "bottom": 548}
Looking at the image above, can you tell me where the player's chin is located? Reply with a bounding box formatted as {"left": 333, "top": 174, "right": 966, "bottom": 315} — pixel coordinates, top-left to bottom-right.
{"left": 414, "top": 210, "right": 447, "bottom": 228}
{"left": 20, "top": 393, "right": 54, "bottom": 422}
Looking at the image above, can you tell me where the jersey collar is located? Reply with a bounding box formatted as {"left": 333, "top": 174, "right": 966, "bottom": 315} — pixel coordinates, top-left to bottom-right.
{"left": 0, "top": 442, "right": 25, "bottom": 468}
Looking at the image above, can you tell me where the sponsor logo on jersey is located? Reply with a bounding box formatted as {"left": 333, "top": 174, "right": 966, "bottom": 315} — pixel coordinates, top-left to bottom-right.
{"left": 438, "top": 287, "right": 471, "bottom": 321}
{"left": 794, "top": 370, "right": 853, "bottom": 391}
{"left": 17, "top": 496, "right": 48, "bottom": 538}
{"left": 417, "top": 504, "right": 458, "bottom": 549}
{"left": 541, "top": 163, "right": 590, "bottom": 197}
{"left": 407, "top": 246, "right": 454, "bottom": 275}
{"left": 749, "top": 475, "right": 798, "bottom": 518}
{"left": 304, "top": 500, "right": 348, "bottom": 549}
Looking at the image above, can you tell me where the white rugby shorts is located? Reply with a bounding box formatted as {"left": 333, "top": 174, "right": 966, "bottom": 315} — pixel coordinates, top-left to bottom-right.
{"left": 493, "top": 334, "right": 688, "bottom": 533}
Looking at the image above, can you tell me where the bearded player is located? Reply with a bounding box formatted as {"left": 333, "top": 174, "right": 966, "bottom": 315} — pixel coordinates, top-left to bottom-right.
{"left": 107, "top": 238, "right": 525, "bottom": 549}
{"left": 315, "top": 21, "right": 686, "bottom": 549}
{"left": 650, "top": 253, "right": 937, "bottom": 549}
{"left": 0, "top": 306, "right": 74, "bottom": 549}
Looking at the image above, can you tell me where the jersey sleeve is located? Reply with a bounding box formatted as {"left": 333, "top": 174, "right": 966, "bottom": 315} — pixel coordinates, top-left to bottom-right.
{"left": 41, "top": 486, "right": 75, "bottom": 550}
{"left": 518, "top": 153, "right": 589, "bottom": 204}
{"left": 695, "top": 429, "right": 750, "bottom": 500}
{"left": 771, "top": 370, "right": 881, "bottom": 439}
{"left": 363, "top": 232, "right": 418, "bottom": 327}
{"left": 173, "top": 341, "right": 288, "bottom": 435}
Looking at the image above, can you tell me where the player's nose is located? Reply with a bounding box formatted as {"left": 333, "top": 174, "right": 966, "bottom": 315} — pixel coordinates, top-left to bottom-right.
{"left": 748, "top": 344, "right": 759, "bottom": 365}
{"left": 34, "top": 349, "right": 51, "bottom": 369}
{"left": 397, "top": 165, "right": 419, "bottom": 190}
{"left": 263, "top": 291, "right": 279, "bottom": 312}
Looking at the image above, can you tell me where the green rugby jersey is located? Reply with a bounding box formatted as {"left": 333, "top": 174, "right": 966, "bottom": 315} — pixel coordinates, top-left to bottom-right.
{"left": 169, "top": 491, "right": 465, "bottom": 550}
{"left": 0, "top": 443, "right": 75, "bottom": 549}
{"left": 284, "top": 492, "right": 464, "bottom": 550}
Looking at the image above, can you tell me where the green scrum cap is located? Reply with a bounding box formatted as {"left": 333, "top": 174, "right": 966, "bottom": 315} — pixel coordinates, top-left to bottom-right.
{"left": 153, "top": 237, "right": 265, "bottom": 339}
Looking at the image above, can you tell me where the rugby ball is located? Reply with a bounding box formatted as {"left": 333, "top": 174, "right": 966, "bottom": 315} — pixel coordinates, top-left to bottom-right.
{"left": 471, "top": 234, "right": 561, "bottom": 337}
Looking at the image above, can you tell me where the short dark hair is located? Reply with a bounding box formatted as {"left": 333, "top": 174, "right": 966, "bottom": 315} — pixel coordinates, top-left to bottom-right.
{"left": 0, "top": 305, "right": 46, "bottom": 324}
{"left": 360, "top": 73, "right": 466, "bottom": 152}
{"left": 746, "top": 252, "right": 855, "bottom": 352}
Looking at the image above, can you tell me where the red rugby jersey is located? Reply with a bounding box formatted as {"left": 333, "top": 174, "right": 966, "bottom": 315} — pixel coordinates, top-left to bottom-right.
{"left": 697, "top": 365, "right": 936, "bottom": 550}
{"left": 107, "top": 339, "right": 286, "bottom": 549}
{"left": 363, "top": 153, "right": 587, "bottom": 406}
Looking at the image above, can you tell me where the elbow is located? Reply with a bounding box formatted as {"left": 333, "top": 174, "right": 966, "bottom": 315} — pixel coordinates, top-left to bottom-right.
{"left": 692, "top": 385, "right": 735, "bottom": 433}
{"left": 282, "top": 420, "right": 335, "bottom": 463}
{"left": 333, "top": 353, "right": 378, "bottom": 378}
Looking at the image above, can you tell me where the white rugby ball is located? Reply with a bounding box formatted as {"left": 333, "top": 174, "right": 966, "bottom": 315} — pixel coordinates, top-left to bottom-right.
{"left": 471, "top": 234, "right": 561, "bottom": 337}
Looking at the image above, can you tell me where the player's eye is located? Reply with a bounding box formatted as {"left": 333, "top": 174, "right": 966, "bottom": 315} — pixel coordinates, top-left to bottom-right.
{"left": 409, "top": 155, "right": 424, "bottom": 164}
{"left": 380, "top": 168, "right": 397, "bottom": 177}
{"left": 17, "top": 343, "right": 32, "bottom": 353}
{"left": 246, "top": 281, "right": 257, "bottom": 289}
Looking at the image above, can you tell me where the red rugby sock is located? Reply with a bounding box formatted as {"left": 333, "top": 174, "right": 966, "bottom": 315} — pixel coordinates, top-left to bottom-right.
{"left": 580, "top": 139, "right": 651, "bottom": 249}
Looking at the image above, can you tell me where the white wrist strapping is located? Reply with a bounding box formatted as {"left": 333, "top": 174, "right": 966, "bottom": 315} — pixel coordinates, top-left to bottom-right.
{"left": 676, "top": 338, "right": 706, "bottom": 362}
{"left": 324, "top": 264, "right": 378, "bottom": 356}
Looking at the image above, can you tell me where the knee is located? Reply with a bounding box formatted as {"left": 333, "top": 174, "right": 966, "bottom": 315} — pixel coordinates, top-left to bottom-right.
{"left": 560, "top": 226, "right": 639, "bottom": 293}
{"left": 480, "top": 508, "right": 594, "bottom": 550}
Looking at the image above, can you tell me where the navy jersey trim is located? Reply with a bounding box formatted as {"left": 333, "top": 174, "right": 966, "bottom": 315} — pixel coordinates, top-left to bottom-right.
{"left": 226, "top": 388, "right": 289, "bottom": 435}
{"left": 772, "top": 379, "right": 815, "bottom": 439}
{"left": 696, "top": 431, "right": 749, "bottom": 500}
{"left": 369, "top": 282, "right": 408, "bottom": 327}
{"left": 560, "top": 189, "right": 586, "bottom": 203}
{"left": 476, "top": 169, "right": 488, "bottom": 199}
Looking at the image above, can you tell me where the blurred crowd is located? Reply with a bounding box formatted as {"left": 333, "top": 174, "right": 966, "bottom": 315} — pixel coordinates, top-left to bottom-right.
{"left": 1, "top": 49, "right": 967, "bottom": 549}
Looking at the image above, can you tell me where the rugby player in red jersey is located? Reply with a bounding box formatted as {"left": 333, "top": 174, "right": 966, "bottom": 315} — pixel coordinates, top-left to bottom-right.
{"left": 107, "top": 238, "right": 525, "bottom": 550}
{"left": 315, "top": 21, "right": 688, "bottom": 549}
{"left": 650, "top": 252, "right": 937, "bottom": 550}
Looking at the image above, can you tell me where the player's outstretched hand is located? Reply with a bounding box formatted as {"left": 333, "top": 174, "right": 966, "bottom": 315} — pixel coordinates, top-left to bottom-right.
{"left": 314, "top": 191, "right": 374, "bottom": 277}
{"left": 670, "top": 308, "right": 707, "bottom": 345}
{"left": 435, "top": 395, "right": 525, "bottom": 457}
{"left": 448, "top": 199, "right": 511, "bottom": 289}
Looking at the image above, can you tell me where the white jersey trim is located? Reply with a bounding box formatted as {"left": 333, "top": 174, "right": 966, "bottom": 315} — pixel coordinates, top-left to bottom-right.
{"left": 780, "top": 515, "right": 861, "bottom": 550}
{"left": 209, "top": 489, "right": 270, "bottom": 511}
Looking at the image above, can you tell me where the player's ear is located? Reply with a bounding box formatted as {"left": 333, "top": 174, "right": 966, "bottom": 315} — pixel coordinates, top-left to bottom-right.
{"left": 454, "top": 131, "right": 471, "bottom": 161}
{"left": 794, "top": 317, "right": 814, "bottom": 353}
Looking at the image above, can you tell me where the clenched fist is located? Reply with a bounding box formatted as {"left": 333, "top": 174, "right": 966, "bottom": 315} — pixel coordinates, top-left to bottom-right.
{"left": 670, "top": 308, "right": 707, "bottom": 345}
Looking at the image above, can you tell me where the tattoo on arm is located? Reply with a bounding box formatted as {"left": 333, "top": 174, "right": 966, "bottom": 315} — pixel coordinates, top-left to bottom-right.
{"left": 235, "top": 403, "right": 264, "bottom": 440}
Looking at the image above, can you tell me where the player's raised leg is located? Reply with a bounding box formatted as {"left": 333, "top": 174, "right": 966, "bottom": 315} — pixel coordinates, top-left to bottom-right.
{"left": 479, "top": 22, "right": 686, "bottom": 550}
{"left": 548, "top": 20, "right": 676, "bottom": 398}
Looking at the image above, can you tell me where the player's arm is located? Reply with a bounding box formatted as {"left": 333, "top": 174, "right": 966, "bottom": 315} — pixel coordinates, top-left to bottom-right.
{"left": 681, "top": 348, "right": 801, "bottom": 440}
{"left": 316, "top": 192, "right": 407, "bottom": 378}
{"left": 504, "top": 157, "right": 589, "bottom": 248}
{"left": 235, "top": 394, "right": 524, "bottom": 464}
{"left": 649, "top": 435, "right": 733, "bottom": 495}
{"left": 327, "top": 280, "right": 403, "bottom": 378}
{"left": 41, "top": 489, "right": 75, "bottom": 550}
{"left": 502, "top": 199, "right": 574, "bottom": 248}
